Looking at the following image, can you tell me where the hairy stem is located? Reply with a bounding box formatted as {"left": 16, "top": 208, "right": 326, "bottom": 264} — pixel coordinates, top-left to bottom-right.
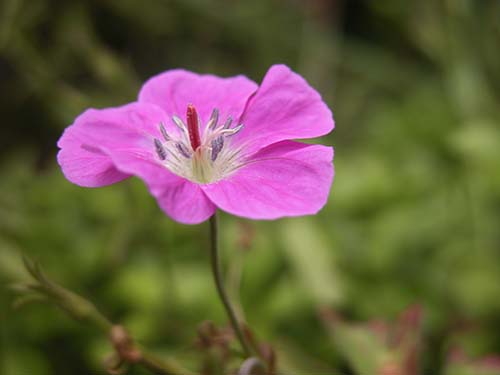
{"left": 209, "top": 211, "right": 252, "bottom": 357}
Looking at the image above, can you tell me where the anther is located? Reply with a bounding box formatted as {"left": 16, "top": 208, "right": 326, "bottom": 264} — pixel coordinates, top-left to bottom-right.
{"left": 159, "top": 122, "right": 170, "bottom": 141}
{"left": 172, "top": 115, "right": 187, "bottom": 131}
{"left": 211, "top": 137, "right": 224, "bottom": 161}
{"left": 176, "top": 142, "right": 192, "bottom": 158}
{"left": 223, "top": 116, "right": 233, "bottom": 129}
{"left": 186, "top": 104, "right": 202, "bottom": 151}
{"left": 154, "top": 138, "right": 167, "bottom": 160}
{"left": 208, "top": 108, "right": 219, "bottom": 129}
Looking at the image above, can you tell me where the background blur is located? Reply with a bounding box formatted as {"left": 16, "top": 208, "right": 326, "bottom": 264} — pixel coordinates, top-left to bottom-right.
{"left": 1, "top": 0, "right": 500, "bottom": 374}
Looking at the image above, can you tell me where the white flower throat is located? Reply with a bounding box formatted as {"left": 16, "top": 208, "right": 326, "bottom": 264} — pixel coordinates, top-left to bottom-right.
{"left": 153, "top": 104, "right": 245, "bottom": 184}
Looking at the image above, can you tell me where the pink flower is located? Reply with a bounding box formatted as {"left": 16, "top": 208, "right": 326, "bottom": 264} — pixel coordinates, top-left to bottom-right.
{"left": 57, "top": 65, "right": 334, "bottom": 224}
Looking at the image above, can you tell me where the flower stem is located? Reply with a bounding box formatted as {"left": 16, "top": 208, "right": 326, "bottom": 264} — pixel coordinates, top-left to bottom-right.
{"left": 209, "top": 211, "right": 252, "bottom": 357}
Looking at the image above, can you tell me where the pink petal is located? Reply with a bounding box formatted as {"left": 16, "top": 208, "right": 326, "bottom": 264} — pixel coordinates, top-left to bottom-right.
{"left": 201, "top": 141, "right": 334, "bottom": 219}
{"left": 234, "top": 64, "right": 334, "bottom": 156}
{"left": 98, "top": 145, "right": 215, "bottom": 224}
{"left": 104, "top": 146, "right": 215, "bottom": 224}
{"left": 57, "top": 102, "right": 215, "bottom": 224}
{"left": 138, "top": 69, "right": 258, "bottom": 127}
{"left": 57, "top": 128, "right": 130, "bottom": 187}
{"left": 152, "top": 179, "right": 216, "bottom": 224}
{"left": 56, "top": 101, "right": 165, "bottom": 187}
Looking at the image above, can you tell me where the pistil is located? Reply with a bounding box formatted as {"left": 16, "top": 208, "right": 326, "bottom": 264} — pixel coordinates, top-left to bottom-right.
{"left": 186, "top": 104, "right": 201, "bottom": 151}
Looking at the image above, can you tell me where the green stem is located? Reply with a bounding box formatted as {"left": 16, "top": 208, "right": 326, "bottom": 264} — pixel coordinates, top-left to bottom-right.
{"left": 209, "top": 211, "right": 252, "bottom": 357}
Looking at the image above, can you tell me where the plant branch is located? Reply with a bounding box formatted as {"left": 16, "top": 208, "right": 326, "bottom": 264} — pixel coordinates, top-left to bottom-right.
{"left": 15, "top": 256, "right": 194, "bottom": 375}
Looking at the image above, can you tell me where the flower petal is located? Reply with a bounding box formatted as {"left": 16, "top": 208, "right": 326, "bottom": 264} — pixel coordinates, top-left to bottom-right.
{"left": 56, "top": 101, "right": 165, "bottom": 188}
{"left": 57, "top": 127, "right": 130, "bottom": 187}
{"left": 138, "top": 69, "right": 258, "bottom": 127}
{"left": 233, "top": 64, "right": 334, "bottom": 156}
{"left": 152, "top": 180, "right": 216, "bottom": 224}
{"left": 201, "top": 141, "right": 334, "bottom": 219}
{"left": 92, "top": 141, "right": 216, "bottom": 224}
{"left": 58, "top": 102, "right": 215, "bottom": 224}
{"left": 99, "top": 147, "right": 216, "bottom": 225}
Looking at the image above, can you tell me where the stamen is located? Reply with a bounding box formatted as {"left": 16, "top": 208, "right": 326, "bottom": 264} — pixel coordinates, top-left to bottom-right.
{"left": 207, "top": 109, "right": 219, "bottom": 129}
{"left": 186, "top": 104, "right": 201, "bottom": 151}
{"left": 176, "top": 142, "right": 192, "bottom": 158}
{"left": 223, "top": 116, "right": 233, "bottom": 129}
{"left": 152, "top": 105, "right": 245, "bottom": 184}
{"left": 159, "top": 122, "right": 170, "bottom": 141}
{"left": 172, "top": 115, "right": 187, "bottom": 131}
{"left": 221, "top": 124, "right": 244, "bottom": 136}
{"left": 211, "top": 137, "right": 224, "bottom": 161}
{"left": 154, "top": 138, "right": 167, "bottom": 160}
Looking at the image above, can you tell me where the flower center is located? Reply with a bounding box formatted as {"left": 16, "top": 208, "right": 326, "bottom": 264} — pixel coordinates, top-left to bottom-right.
{"left": 152, "top": 104, "right": 245, "bottom": 184}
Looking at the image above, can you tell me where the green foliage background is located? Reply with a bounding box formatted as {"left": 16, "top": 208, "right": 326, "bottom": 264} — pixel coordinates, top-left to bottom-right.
{"left": 1, "top": 0, "right": 500, "bottom": 374}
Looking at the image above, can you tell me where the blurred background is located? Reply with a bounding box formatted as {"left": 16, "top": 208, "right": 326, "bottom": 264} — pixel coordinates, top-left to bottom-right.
{"left": 1, "top": 0, "right": 500, "bottom": 374}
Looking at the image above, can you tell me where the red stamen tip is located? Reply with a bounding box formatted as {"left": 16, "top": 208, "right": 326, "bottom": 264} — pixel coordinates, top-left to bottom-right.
{"left": 186, "top": 104, "right": 201, "bottom": 151}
